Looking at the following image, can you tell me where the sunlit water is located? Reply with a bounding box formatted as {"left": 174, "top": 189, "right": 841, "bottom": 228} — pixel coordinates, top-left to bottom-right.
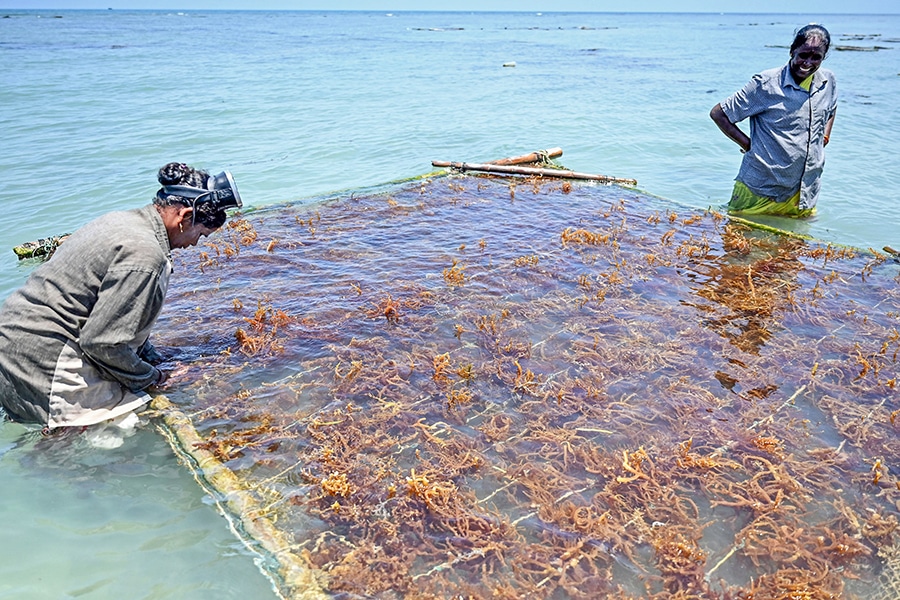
{"left": 0, "top": 9, "right": 898, "bottom": 598}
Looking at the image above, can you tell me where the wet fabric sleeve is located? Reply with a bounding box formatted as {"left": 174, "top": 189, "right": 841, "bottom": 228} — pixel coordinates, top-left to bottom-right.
{"left": 79, "top": 267, "right": 164, "bottom": 392}
{"left": 138, "top": 338, "right": 164, "bottom": 364}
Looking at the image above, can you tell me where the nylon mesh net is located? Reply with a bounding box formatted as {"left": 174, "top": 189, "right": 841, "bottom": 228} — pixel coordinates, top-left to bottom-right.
{"left": 151, "top": 174, "right": 900, "bottom": 599}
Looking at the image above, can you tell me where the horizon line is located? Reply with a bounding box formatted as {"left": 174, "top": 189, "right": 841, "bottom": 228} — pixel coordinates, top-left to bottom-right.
{"left": 4, "top": 7, "right": 898, "bottom": 14}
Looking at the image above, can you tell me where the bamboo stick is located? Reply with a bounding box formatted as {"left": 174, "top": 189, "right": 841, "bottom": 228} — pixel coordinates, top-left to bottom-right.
{"left": 487, "top": 147, "right": 563, "bottom": 166}
{"left": 430, "top": 161, "right": 637, "bottom": 185}
{"left": 723, "top": 213, "right": 872, "bottom": 254}
{"left": 12, "top": 233, "right": 70, "bottom": 260}
{"left": 150, "top": 395, "right": 327, "bottom": 600}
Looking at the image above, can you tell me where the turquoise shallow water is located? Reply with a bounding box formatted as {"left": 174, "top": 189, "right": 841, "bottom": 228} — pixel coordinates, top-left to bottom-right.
{"left": 0, "top": 9, "right": 898, "bottom": 598}
{"left": 0, "top": 423, "right": 276, "bottom": 598}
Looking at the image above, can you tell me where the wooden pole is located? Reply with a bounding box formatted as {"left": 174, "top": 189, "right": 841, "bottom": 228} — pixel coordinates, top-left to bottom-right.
{"left": 429, "top": 160, "right": 637, "bottom": 186}
{"left": 12, "top": 233, "right": 70, "bottom": 260}
{"left": 488, "top": 147, "right": 563, "bottom": 166}
{"left": 150, "top": 395, "right": 328, "bottom": 600}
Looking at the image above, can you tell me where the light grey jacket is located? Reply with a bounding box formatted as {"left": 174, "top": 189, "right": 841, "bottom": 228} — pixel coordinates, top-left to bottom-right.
{"left": 0, "top": 204, "right": 172, "bottom": 427}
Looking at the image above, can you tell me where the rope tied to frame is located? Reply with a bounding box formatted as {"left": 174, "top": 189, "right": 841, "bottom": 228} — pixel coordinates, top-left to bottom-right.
{"left": 12, "top": 234, "right": 71, "bottom": 261}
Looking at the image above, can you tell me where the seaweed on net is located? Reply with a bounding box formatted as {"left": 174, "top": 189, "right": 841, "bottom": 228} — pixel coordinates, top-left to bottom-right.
{"left": 150, "top": 174, "right": 900, "bottom": 599}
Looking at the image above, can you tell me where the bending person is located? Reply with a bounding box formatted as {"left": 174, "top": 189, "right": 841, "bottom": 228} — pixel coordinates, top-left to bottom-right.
{"left": 0, "top": 162, "right": 241, "bottom": 430}
{"left": 710, "top": 24, "right": 837, "bottom": 218}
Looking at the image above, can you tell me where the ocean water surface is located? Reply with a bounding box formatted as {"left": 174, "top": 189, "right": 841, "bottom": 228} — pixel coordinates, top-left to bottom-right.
{"left": 0, "top": 9, "right": 898, "bottom": 598}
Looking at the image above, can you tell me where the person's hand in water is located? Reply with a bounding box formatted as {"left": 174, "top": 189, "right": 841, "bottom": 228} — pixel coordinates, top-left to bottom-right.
{"left": 149, "top": 363, "right": 191, "bottom": 392}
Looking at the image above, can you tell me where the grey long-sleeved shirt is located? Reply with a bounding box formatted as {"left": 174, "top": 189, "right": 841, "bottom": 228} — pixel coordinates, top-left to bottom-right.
{"left": 0, "top": 203, "right": 172, "bottom": 427}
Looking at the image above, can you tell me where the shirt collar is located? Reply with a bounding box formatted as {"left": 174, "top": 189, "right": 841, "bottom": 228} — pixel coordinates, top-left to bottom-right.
{"left": 142, "top": 203, "right": 172, "bottom": 258}
{"left": 782, "top": 63, "right": 826, "bottom": 93}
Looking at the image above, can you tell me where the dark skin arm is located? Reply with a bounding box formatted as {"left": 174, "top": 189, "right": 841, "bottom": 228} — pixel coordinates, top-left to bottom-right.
{"left": 824, "top": 110, "right": 836, "bottom": 145}
{"left": 710, "top": 103, "right": 750, "bottom": 153}
{"left": 711, "top": 103, "right": 837, "bottom": 150}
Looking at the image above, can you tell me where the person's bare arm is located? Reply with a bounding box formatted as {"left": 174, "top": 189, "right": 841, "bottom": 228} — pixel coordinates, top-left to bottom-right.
{"left": 710, "top": 103, "right": 750, "bottom": 153}
{"left": 824, "top": 109, "right": 836, "bottom": 146}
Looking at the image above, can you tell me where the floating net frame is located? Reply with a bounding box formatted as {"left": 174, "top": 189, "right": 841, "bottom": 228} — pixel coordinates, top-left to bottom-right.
{"left": 150, "top": 395, "right": 328, "bottom": 599}
{"left": 148, "top": 172, "right": 900, "bottom": 599}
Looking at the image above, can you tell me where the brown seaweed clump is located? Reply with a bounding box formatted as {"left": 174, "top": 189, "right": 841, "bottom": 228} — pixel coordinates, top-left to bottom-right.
{"left": 152, "top": 174, "right": 900, "bottom": 599}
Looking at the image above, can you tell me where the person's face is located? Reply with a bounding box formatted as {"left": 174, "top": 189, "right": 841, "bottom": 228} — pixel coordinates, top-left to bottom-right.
{"left": 177, "top": 223, "right": 218, "bottom": 249}
{"left": 790, "top": 37, "right": 826, "bottom": 83}
{"left": 172, "top": 211, "right": 218, "bottom": 249}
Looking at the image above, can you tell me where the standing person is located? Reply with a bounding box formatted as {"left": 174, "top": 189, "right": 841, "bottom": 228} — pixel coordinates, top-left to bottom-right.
{"left": 710, "top": 24, "right": 837, "bottom": 217}
{"left": 0, "top": 162, "right": 242, "bottom": 431}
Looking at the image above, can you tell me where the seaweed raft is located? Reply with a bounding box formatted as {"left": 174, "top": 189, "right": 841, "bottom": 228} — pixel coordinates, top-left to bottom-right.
{"left": 149, "top": 173, "right": 900, "bottom": 599}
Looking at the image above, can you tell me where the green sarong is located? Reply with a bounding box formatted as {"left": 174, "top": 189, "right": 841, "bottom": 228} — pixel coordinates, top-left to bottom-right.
{"left": 727, "top": 181, "right": 815, "bottom": 218}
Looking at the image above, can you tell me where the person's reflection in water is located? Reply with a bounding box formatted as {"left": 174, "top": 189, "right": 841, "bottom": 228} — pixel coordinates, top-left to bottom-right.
{"left": 687, "top": 223, "right": 806, "bottom": 357}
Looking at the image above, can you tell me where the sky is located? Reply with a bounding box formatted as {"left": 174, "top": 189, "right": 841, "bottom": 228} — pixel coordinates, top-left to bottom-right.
{"left": 3, "top": 0, "right": 898, "bottom": 13}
